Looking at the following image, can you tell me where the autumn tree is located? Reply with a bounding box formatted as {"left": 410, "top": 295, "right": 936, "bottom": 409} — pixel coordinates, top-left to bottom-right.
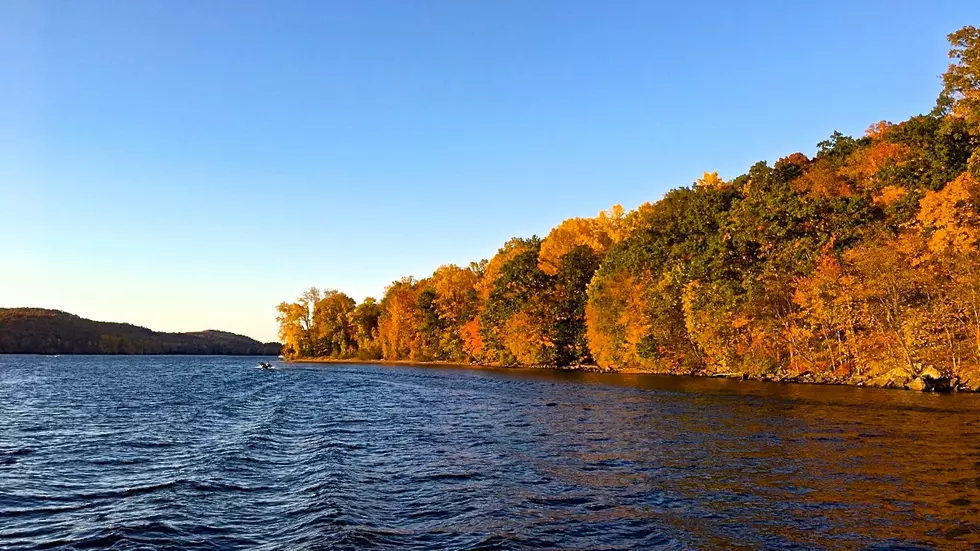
{"left": 378, "top": 277, "right": 421, "bottom": 361}
{"left": 350, "top": 298, "right": 382, "bottom": 359}
{"left": 552, "top": 246, "right": 602, "bottom": 365}
{"left": 311, "top": 290, "right": 357, "bottom": 358}
{"left": 480, "top": 237, "right": 558, "bottom": 365}
{"left": 430, "top": 264, "right": 481, "bottom": 361}
{"left": 916, "top": 172, "right": 980, "bottom": 377}
{"left": 275, "top": 287, "right": 320, "bottom": 358}
{"left": 938, "top": 26, "right": 980, "bottom": 125}
{"left": 276, "top": 301, "right": 309, "bottom": 358}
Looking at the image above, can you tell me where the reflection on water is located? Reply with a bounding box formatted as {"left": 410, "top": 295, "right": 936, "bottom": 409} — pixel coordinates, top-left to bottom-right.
{"left": 1, "top": 356, "right": 978, "bottom": 550}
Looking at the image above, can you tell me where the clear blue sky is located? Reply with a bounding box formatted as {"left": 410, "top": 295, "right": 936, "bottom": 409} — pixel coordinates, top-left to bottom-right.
{"left": 2, "top": 1, "right": 977, "bottom": 342}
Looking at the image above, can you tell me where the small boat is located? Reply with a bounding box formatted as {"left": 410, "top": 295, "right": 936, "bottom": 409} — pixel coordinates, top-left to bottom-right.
{"left": 258, "top": 362, "right": 275, "bottom": 370}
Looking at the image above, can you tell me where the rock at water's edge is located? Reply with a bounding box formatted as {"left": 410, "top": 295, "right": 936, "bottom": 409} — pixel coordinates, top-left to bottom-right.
{"left": 907, "top": 377, "right": 927, "bottom": 391}
{"left": 871, "top": 368, "right": 912, "bottom": 389}
{"left": 959, "top": 370, "right": 980, "bottom": 392}
{"left": 919, "top": 366, "right": 943, "bottom": 380}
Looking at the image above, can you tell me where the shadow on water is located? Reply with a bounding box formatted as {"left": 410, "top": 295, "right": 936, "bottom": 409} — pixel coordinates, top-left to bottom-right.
{"left": 1, "top": 355, "right": 979, "bottom": 550}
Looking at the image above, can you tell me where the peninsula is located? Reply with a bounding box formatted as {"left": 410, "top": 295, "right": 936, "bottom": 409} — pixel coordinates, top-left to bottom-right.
{"left": 276, "top": 27, "right": 980, "bottom": 393}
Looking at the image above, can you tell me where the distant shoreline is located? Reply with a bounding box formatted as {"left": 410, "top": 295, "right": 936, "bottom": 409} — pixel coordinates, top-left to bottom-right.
{"left": 1, "top": 353, "right": 281, "bottom": 357}
{"left": 0, "top": 308, "right": 281, "bottom": 356}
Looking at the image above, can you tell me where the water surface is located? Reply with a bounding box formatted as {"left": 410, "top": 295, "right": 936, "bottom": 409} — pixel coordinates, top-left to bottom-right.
{"left": 1, "top": 355, "right": 978, "bottom": 550}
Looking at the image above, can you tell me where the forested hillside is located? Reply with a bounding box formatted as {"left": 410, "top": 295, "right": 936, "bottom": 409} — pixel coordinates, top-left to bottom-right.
{"left": 277, "top": 27, "right": 980, "bottom": 391}
{"left": 0, "top": 308, "right": 281, "bottom": 355}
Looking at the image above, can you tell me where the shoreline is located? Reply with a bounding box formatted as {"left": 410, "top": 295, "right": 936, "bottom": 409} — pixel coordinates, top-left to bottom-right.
{"left": 283, "top": 358, "right": 979, "bottom": 393}
{"left": 287, "top": 357, "right": 478, "bottom": 369}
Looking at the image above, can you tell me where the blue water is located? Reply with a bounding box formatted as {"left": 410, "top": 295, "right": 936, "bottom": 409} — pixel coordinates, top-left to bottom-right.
{"left": 1, "top": 355, "right": 979, "bottom": 550}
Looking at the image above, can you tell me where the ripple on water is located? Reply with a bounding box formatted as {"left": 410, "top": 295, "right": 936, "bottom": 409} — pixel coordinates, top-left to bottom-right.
{"left": 2, "top": 356, "right": 980, "bottom": 550}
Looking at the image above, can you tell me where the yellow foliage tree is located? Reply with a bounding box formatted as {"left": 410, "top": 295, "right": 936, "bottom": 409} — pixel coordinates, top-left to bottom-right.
{"left": 500, "top": 311, "right": 553, "bottom": 365}
{"left": 918, "top": 172, "right": 980, "bottom": 254}
{"left": 378, "top": 277, "right": 420, "bottom": 360}
{"left": 585, "top": 269, "right": 655, "bottom": 369}
{"left": 840, "top": 123, "right": 909, "bottom": 191}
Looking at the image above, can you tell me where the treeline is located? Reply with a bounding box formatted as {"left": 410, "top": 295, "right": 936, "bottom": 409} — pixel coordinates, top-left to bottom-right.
{"left": 0, "top": 308, "right": 281, "bottom": 356}
{"left": 278, "top": 27, "right": 980, "bottom": 390}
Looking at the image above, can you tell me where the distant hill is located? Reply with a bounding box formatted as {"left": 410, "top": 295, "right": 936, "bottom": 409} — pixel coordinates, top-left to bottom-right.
{"left": 0, "top": 308, "right": 281, "bottom": 356}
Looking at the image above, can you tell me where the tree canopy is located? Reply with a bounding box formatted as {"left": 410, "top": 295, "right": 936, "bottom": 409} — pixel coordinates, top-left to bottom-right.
{"left": 276, "top": 27, "right": 980, "bottom": 390}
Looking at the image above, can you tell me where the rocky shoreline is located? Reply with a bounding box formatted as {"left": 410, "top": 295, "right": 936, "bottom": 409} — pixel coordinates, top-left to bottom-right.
{"left": 287, "top": 358, "right": 980, "bottom": 393}
{"left": 563, "top": 364, "right": 980, "bottom": 393}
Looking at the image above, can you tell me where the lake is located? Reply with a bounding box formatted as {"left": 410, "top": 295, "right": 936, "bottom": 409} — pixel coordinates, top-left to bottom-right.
{"left": 1, "top": 355, "right": 978, "bottom": 550}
